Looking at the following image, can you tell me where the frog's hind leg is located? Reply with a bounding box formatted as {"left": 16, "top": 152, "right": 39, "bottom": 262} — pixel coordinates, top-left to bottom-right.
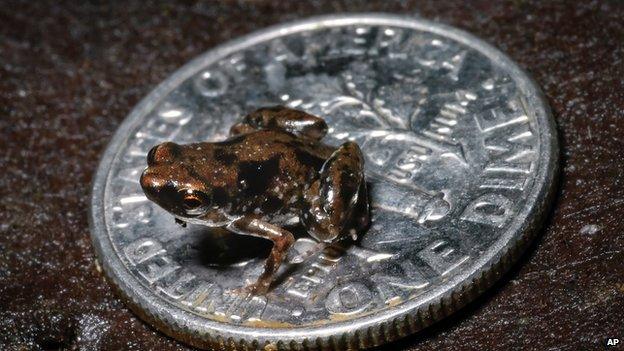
{"left": 230, "top": 106, "right": 328, "bottom": 140}
{"left": 226, "top": 217, "right": 295, "bottom": 295}
{"left": 302, "top": 141, "right": 370, "bottom": 243}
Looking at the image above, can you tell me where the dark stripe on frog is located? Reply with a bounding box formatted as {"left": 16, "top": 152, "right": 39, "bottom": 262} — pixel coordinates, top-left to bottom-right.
{"left": 213, "top": 148, "right": 237, "bottom": 165}
{"left": 238, "top": 155, "right": 281, "bottom": 196}
{"left": 339, "top": 173, "right": 360, "bottom": 210}
{"left": 293, "top": 148, "right": 326, "bottom": 171}
{"left": 181, "top": 163, "right": 210, "bottom": 187}
{"left": 261, "top": 195, "right": 283, "bottom": 213}
{"left": 167, "top": 143, "right": 182, "bottom": 158}
{"left": 212, "top": 187, "right": 229, "bottom": 207}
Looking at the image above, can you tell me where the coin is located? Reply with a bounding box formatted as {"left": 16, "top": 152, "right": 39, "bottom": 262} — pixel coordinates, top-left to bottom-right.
{"left": 90, "top": 14, "right": 558, "bottom": 350}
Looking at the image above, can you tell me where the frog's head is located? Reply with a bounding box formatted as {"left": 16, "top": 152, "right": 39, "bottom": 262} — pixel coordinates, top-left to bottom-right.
{"left": 140, "top": 142, "right": 216, "bottom": 220}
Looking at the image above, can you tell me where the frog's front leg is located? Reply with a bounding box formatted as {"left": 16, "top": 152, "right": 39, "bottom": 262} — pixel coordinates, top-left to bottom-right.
{"left": 226, "top": 217, "right": 295, "bottom": 294}
{"left": 302, "top": 141, "right": 370, "bottom": 243}
{"left": 229, "top": 106, "right": 327, "bottom": 140}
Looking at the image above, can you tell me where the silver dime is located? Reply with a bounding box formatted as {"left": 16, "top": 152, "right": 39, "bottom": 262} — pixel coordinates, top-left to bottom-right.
{"left": 90, "top": 14, "right": 558, "bottom": 350}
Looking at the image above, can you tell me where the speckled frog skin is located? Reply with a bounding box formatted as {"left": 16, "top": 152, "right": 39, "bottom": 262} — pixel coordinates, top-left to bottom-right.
{"left": 140, "top": 106, "right": 370, "bottom": 293}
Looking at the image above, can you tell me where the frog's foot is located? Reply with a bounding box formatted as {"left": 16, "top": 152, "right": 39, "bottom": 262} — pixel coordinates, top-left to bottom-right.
{"left": 229, "top": 106, "right": 328, "bottom": 140}
{"left": 302, "top": 141, "right": 370, "bottom": 243}
{"left": 233, "top": 280, "right": 272, "bottom": 296}
{"left": 226, "top": 217, "right": 295, "bottom": 295}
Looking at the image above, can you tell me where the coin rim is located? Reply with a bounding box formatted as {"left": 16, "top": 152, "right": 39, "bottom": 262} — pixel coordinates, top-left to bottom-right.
{"left": 89, "top": 13, "right": 558, "bottom": 349}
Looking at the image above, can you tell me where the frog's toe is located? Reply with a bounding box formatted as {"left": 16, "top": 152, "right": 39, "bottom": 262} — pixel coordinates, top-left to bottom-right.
{"left": 233, "top": 281, "right": 270, "bottom": 296}
{"left": 249, "top": 282, "right": 270, "bottom": 295}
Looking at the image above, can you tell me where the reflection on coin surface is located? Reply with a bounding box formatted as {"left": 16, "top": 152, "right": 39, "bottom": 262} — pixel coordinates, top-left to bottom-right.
{"left": 90, "top": 14, "right": 558, "bottom": 350}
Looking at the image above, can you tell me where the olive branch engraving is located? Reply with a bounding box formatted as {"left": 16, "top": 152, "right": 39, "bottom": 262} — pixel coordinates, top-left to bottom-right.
{"left": 322, "top": 71, "right": 417, "bottom": 132}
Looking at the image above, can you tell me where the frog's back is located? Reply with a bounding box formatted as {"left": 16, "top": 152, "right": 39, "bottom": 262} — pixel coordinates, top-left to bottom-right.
{"left": 216, "top": 130, "right": 334, "bottom": 172}
{"left": 206, "top": 130, "right": 335, "bottom": 218}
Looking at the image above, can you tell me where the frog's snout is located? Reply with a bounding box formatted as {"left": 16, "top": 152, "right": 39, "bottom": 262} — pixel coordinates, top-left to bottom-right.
{"left": 147, "top": 141, "right": 180, "bottom": 166}
{"left": 143, "top": 142, "right": 181, "bottom": 200}
{"left": 140, "top": 168, "right": 160, "bottom": 199}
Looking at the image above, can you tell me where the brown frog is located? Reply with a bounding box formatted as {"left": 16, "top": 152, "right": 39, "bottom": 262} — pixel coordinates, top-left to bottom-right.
{"left": 140, "top": 106, "right": 370, "bottom": 294}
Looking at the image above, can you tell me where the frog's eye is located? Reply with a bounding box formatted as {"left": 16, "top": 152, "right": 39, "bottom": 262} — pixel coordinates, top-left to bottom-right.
{"left": 179, "top": 189, "right": 210, "bottom": 215}
{"left": 182, "top": 193, "right": 203, "bottom": 210}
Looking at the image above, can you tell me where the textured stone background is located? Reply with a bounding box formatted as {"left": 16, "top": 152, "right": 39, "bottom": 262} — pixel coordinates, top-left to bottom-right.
{"left": 1, "top": 1, "right": 623, "bottom": 350}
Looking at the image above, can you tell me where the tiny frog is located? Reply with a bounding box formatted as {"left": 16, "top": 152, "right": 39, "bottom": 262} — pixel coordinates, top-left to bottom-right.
{"left": 140, "top": 106, "right": 370, "bottom": 294}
